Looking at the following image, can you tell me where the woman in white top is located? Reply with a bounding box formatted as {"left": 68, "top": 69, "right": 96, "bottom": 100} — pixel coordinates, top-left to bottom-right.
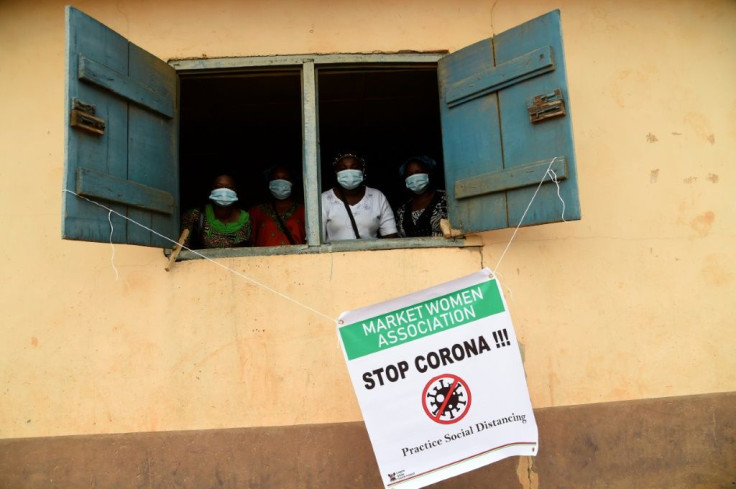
{"left": 321, "top": 153, "right": 398, "bottom": 241}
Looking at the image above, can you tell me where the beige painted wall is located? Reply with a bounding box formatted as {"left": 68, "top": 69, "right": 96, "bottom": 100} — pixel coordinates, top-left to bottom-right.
{"left": 0, "top": 0, "right": 734, "bottom": 439}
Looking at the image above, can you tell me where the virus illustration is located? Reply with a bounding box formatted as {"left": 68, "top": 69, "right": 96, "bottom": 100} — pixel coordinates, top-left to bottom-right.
{"left": 426, "top": 378, "right": 467, "bottom": 420}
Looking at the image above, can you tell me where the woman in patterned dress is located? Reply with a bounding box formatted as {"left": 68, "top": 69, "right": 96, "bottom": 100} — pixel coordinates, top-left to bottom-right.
{"left": 395, "top": 156, "right": 448, "bottom": 238}
{"left": 181, "top": 174, "right": 252, "bottom": 249}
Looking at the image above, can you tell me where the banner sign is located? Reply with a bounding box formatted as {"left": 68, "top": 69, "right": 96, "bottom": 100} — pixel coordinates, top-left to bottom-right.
{"left": 337, "top": 268, "right": 538, "bottom": 489}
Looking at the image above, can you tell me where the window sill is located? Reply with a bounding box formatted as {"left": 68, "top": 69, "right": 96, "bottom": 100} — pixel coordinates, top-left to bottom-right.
{"left": 169, "top": 235, "right": 482, "bottom": 261}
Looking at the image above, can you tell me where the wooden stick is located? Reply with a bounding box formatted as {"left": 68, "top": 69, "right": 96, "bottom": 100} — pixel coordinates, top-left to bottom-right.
{"left": 165, "top": 229, "right": 190, "bottom": 272}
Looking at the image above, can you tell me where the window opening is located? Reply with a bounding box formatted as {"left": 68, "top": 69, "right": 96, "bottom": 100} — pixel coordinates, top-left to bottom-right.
{"left": 178, "top": 63, "right": 446, "bottom": 247}
{"left": 316, "top": 66, "right": 444, "bottom": 207}
{"left": 179, "top": 69, "right": 304, "bottom": 215}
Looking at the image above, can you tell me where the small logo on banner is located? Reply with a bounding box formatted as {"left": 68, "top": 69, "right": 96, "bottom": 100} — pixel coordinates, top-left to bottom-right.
{"left": 422, "top": 374, "right": 472, "bottom": 424}
{"left": 387, "top": 469, "right": 407, "bottom": 482}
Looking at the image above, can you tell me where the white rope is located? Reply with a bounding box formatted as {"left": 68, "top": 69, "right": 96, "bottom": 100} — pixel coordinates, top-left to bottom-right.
{"left": 492, "top": 157, "right": 565, "bottom": 274}
{"left": 66, "top": 158, "right": 567, "bottom": 320}
{"left": 107, "top": 210, "right": 119, "bottom": 280}
{"left": 63, "top": 189, "right": 337, "bottom": 323}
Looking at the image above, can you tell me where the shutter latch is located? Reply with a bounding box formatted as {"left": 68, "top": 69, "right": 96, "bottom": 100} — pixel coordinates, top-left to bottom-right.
{"left": 70, "top": 98, "right": 106, "bottom": 135}
{"left": 527, "top": 89, "right": 566, "bottom": 123}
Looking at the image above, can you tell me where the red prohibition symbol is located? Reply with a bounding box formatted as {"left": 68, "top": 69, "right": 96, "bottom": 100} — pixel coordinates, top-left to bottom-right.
{"left": 422, "top": 373, "right": 472, "bottom": 424}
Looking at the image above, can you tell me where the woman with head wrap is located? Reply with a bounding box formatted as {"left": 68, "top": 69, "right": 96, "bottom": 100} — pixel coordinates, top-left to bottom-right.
{"left": 248, "top": 165, "right": 306, "bottom": 246}
{"left": 181, "top": 174, "right": 252, "bottom": 248}
{"left": 321, "top": 153, "right": 398, "bottom": 241}
{"left": 395, "top": 156, "right": 447, "bottom": 237}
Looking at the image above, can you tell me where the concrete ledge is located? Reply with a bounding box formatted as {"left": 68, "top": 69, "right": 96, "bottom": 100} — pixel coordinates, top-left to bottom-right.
{"left": 0, "top": 392, "right": 734, "bottom": 488}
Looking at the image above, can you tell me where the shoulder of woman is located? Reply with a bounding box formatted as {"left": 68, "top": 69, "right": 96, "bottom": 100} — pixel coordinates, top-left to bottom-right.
{"left": 322, "top": 188, "right": 339, "bottom": 202}
{"left": 181, "top": 207, "right": 202, "bottom": 224}
{"left": 247, "top": 203, "right": 265, "bottom": 214}
{"left": 238, "top": 209, "right": 251, "bottom": 226}
{"left": 365, "top": 186, "right": 386, "bottom": 197}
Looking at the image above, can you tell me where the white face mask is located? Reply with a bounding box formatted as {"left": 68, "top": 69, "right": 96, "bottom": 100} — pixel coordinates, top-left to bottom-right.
{"left": 269, "top": 179, "right": 293, "bottom": 200}
{"left": 336, "top": 169, "right": 364, "bottom": 190}
{"left": 209, "top": 187, "right": 238, "bottom": 206}
{"left": 405, "top": 173, "right": 430, "bottom": 194}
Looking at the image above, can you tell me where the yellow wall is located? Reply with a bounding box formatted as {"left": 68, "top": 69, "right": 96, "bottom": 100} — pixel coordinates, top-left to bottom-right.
{"left": 0, "top": 0, "right": 734, "bottom": 439}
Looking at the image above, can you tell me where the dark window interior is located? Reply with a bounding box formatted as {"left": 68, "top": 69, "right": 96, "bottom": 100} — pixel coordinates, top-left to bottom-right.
{"left": 179, "top": 65, "right": 444, "bottom": 217}
{"left": 179, "top": 70, "right": 303, "bottom": 212}
{"left": 317, "top": 66, "right": 444, "bottom": 208}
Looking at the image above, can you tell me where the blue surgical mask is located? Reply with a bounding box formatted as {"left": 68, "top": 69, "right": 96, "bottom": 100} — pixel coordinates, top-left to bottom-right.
{"left": 269, "top": 179, "right": 293, "bottom": 200}
{"left": 337, "top": 169, "right": 364, "bottom": 190}
{"left": 406, "top": 173, "right": 430, "bottom": 194}
{"left": 209, "top": 187, "right": 238, "bottom": 207}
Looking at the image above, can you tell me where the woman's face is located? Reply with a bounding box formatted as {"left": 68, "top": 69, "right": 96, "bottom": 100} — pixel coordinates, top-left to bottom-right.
{"left": 405, "top": 161, "right": 428, "bottom": 178}
{"left": 335, "top": 157, "right": 364, "bottom": 173}
{"left": 270, "top": 167, "right": 293, "bottom": 183}
{"left": 212, "top": 174, "right": 237, "bottom": 191}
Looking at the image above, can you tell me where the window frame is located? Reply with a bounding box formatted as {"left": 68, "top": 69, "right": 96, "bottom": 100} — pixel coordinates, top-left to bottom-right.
{"left": 172, "top": 52, "right": 474, "bottom": 260}
{"left": 63, "top": 7, "right": 579, "bottom": 257}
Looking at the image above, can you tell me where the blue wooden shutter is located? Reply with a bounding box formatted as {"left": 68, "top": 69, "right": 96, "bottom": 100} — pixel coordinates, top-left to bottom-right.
{"left": 62, "top": 6, "right": 179, "bottom": 247}
{"left": 438, "top": 10, "right": 580, "bottom": 233}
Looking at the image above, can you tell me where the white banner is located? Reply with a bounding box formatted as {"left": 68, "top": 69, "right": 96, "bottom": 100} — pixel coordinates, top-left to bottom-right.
{"left": 337, "top": 268, "right": 538, "bottom": 488}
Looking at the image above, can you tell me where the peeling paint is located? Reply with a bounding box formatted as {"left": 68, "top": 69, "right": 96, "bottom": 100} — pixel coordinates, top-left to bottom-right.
{"left": 649, "top": 169, "right": 659, "bottom": 183}
{"left": 516, "top": 456, "right": 539, "bottom": 489}
{"left": 684, "top": 112, "right": 715, "bottom": 144}
{"left": 701, "top": 254, "right": 732, "bottom": 286}
{"left": 691, "top": 211, "right": 715, "bottom": 237}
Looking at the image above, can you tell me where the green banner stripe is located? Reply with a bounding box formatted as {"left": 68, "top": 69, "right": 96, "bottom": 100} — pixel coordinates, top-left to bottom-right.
{"left": 340, "top": 280, "right": 503, "bottom": 360}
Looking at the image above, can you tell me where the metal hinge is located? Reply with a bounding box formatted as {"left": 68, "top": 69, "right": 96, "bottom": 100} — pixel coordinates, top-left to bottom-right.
{"left": 527, "top": 89, "right": 566, "bottom": 124}
{"left": 70, "top": 98, "right": 106, "bottom": 135}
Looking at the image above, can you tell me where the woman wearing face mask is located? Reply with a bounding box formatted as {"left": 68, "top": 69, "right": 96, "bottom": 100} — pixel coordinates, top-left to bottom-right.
{"left": 181, "top": 174, "right": 252, "bottom": 248}
{"left": 321, "top": 153, "right": 398, "bottom": 241}
{"left": 248, "top": 165, "right": 306, "bottom": 246}
{"left": 395, "top": 156, "right": 447, "bottom": 237}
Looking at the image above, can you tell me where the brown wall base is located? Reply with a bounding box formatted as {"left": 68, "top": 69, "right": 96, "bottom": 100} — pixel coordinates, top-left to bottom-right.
{"left": 1, "top": 392, "right": 734, "bottom": 488}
